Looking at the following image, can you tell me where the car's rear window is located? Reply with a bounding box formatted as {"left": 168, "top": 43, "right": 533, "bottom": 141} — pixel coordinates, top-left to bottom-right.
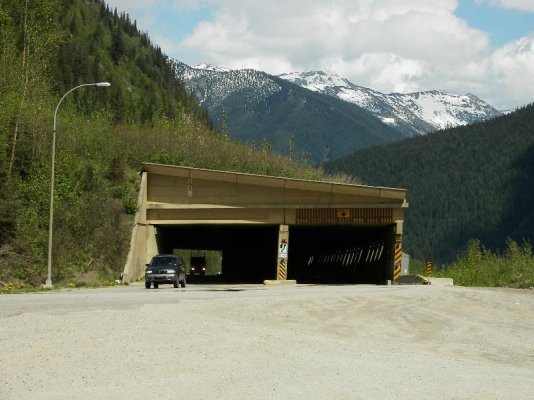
{"left": 151, "top": 256, "right": 176, "bottom": 265}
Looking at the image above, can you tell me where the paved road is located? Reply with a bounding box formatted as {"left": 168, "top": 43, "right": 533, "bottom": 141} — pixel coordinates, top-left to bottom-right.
{"left": 1, "top": 283, "right": 534, "bottom": 399}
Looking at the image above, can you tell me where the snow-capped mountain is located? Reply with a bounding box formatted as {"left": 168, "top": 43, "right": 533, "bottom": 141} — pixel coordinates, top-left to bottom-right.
{"left": 176, "top": 62, "right": 405, "bottom": 163}
{"left": 178, "top": 62, "right": 281, "bottom": 107}
{"left": 278, "top": 71, "right": 502, "bottom": 136}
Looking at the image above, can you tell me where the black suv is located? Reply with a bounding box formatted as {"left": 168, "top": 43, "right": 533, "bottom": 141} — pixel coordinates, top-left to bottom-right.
{"left": 145, "top": 255, "right": 186, "bottom": 289}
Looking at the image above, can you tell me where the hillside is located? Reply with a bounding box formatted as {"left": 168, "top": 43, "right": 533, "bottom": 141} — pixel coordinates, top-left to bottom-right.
{"left": 176, "top": 63, "right": 405, "bottom": 163}
{"left": 324, "top": 104, "right": 534, "bottom": 263}
{"left": 0, "top": 0, "right": 324, "bottom": 287}
{"left": 53, "top": 0, "right": 210, "bottom": 125}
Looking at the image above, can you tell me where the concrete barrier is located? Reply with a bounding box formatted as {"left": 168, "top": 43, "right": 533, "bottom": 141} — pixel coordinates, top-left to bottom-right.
{"left": 428, "top": 277, "right": 454, "bottom": 286}
{"left": 396, "top": 275, "right": 430, "bottom": 285}
{"left": 263, "top": 280, "right": 297, "bottom": 285}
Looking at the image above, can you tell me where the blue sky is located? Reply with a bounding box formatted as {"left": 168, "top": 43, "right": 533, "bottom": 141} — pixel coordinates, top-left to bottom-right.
{"left": 456, "top": 0, "right": 534, "bottom": 49}
{"left": 105, "top": 0, "right": 534, "bottom": 109}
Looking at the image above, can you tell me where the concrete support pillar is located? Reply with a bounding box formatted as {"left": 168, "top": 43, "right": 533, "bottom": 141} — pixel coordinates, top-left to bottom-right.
{"left": 146, "top": 225, "right": 158, "bottom": 262}
{"left": 122, "top": 172, "right": 148, "bottom": 282}
{"left": 393, "top": 221, "right": 403, "bottom": 282}
{"left": 276, "top": 225, "right": 289, "bottom": 280}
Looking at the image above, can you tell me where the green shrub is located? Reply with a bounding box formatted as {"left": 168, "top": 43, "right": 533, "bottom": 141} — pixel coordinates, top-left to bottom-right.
{"left": 436, "top": 239, "right": 534, "bottom": 288}
{"left": 408, "top": 258, "right": 427, "bottom": 276}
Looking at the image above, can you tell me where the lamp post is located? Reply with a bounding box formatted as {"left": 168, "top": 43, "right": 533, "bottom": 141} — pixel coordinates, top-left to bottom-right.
{"left": 45, "top": 82, "right": 111, "bottom": 288}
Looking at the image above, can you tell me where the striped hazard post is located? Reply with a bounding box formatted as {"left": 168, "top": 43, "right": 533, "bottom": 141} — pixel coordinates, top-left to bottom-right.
{"left": 425, "top": 259, "right": 433, "bottom": 277}
{"left": 277, "top": 226, "right": 289, "bottom": 280}
{"left": 393, "top": 244, "right": 402, "bottom": 281}
{"left": 278, "top": 258, "right": 287, "bottom": 280}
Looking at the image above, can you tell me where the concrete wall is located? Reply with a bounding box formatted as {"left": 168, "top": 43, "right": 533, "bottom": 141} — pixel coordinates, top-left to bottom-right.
{"left": 122, "top": 173, "right": 158, "bottom": 282}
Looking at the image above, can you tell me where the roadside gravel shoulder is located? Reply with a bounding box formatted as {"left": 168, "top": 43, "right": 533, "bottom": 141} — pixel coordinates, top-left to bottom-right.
{"left": 1, "top": 284, "right": 533, "bottom": 399}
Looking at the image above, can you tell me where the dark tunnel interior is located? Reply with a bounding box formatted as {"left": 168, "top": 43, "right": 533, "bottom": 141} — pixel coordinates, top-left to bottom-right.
{"left": 155, "top": 224, "right": 279, "bottom": 283}
{"left": 154, "top": 224, "right": 396, "bottom": 284}
{"left": 288, "top": 225, "right": 396, "bottom": 284}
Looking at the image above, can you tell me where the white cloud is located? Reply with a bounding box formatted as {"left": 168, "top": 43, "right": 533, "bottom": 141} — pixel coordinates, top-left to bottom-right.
{"left": 181, "top": 1, "right": 494, "bottom": 92}
{"left": 107, "top": 0, "right": 534, "bottom": 108}
{"left": 490, "top": 34, "right": 534, "bottom": 107}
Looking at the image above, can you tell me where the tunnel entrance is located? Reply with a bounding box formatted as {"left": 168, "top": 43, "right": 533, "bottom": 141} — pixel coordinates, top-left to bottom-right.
{"left": 153, "top": 223, "right": 396, "bottom": 285}
{"left": 172, "top": 249, "right": 223, "bottom": 280}
{"left": 288, "top": 225, "right": 396, "bottom": 284}
{"left": 155, "top": 224, "right": 279, "bottom": 283}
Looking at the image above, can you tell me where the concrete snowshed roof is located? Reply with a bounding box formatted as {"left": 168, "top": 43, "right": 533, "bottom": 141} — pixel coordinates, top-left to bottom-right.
{"left": 139, "top": 162, "right": 407, "bottom": 225}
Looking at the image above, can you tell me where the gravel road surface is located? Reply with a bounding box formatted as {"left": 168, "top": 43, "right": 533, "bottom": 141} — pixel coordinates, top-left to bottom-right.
{"left": 1, "top": 283, "right": 533, "bottom": 399}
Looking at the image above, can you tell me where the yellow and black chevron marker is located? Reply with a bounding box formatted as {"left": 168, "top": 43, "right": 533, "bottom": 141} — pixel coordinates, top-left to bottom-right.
{"left": 278, "top": 258, "right": 287, "bottom": 280}
{"left": 393, "top": 244, "right": 402, "bottom": 281}
{"left": 425, "top": 259, "right": 433, "bottom": 277}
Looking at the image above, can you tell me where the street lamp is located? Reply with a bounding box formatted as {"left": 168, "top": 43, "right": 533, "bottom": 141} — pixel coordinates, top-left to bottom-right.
{"left": 45, "top": 82, "right": 111, "bottom": 288}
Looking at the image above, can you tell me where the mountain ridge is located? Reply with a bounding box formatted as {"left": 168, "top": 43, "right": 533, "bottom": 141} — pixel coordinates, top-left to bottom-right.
{"left": 279, "top": 70, "right": 502, "bottom": 136}
{"left": 176, "top": 61, "right": 405, "bottom": 163}
{"left": 179, "top": 62, "right": 503, "bottom": 145}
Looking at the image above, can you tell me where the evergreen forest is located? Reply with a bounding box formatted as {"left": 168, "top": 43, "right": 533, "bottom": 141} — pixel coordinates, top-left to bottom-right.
{"left": 324, "top": 104, "right": 534, "bottom": 264}
{"left": 0, "top": 0, "right": 327, "bottom": 287}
